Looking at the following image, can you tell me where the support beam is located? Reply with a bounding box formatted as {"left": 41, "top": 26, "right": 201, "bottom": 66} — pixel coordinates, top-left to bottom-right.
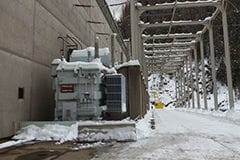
{"left": 144, "top": 48, "right": 191, "bottom": 54}
{"left": 142, "top": 33, "right": 197, "bottom": 41}
{"left": 144, "top": 42, "right": 195, "bottom": 48}
{"left": 146, "top": 59, "right": 183, "bottom": 65}
{"left": 199, "top": 8, "right": 221, "bottom": 38}
{"left": 175, "top": 72, "right": 178, "bottom": 101}
{"left": 176, "top": 70, "right": 180, "bottom": 107}
{"left": 148, "top": 69, "right": 178, "bottom": 74}
{"left": 180, "top": 68, "right": 183, "bottom": 107}
{"left": 189, "top": 51, "right": 195, "bottom": 109}
{"left": 194, "top": 47, "right": 201, "bottom": 109}
{"left": 222, "top": 2, "right": 234, "bottom": 109}
{"left": 146, "top": 54, "right": 187, "bottom": 59}
{"left": 137, "top": 0, "right": 221, "bottom": 12}
{"left": 174, "top": 38, "right": 196, "bottom": 42}
{"left": 140, "top": 20, "right": 207, "bottom": 30}
{"left": 147, "top": 62, "right": 184, "bottom": 68}
{"left": 182, "top": 67, "right": 186, "bottom": 107}
{"left": 130, "top": 0, "right": 140, "bottom": 60}
{"left": 200, "top": 38, "right": 208, "bottom": 110}
{"left": 185, "top": 56, "right": 190, "bottom": 108}
{"left": 148, "top": 65, "right": 182, "bottom": 71}
{"left": 208, "top": 24, "right": 218, "bottom": 111}
{"left": 148, "top": 66, "right": 182, "bottom": 71}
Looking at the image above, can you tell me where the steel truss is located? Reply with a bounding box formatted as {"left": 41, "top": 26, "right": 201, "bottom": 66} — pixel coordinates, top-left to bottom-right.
{"left": 130, "top": 0, "right": 234, "bottom": 110}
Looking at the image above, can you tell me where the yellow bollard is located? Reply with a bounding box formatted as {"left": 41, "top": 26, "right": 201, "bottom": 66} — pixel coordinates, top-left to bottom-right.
{"left": 154, "top": 102, "right": 164, "bottom": 109}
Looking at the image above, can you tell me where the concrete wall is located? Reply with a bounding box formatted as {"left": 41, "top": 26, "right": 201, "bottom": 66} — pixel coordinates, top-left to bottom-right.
{"left": 0, "top": 0, "right": 126, "bottom": 138}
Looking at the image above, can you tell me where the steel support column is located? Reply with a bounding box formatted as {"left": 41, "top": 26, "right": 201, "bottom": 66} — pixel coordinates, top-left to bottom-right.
{"left": 185, "top": 56, "right": 190, "bottom": 108}
{"left": 221, "top": 2, "right": 234, "bottom": 109}
{"left": 180, "top": 68, "right": 183, "bottom": 107}
{"left": 182, "top": 66, "right": 186, "bottom": 108}
{"left": 194, "top": 47, "right": 201, "bottom": 109}
{"left": 200, "top": 38, "right": 208, "bottom": 110}
{"left": 175, "top": 72, "right": 178, "bottom": 101}
{"left": 208, "top": 24, "right": 218, "bottom": 111}
{"left": 189, "top": 51, "right": 195, "bottom": 109}
{"left": 177, "top": 70, "right": 181, "bottom": 107}
{"left": 130, "top": 0, "right": 139, "bottom": 59}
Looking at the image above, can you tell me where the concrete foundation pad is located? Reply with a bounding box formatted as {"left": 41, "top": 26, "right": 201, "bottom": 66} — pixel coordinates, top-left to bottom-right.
{"left": 19, "top": 121, "right": 137, "bottom": 142}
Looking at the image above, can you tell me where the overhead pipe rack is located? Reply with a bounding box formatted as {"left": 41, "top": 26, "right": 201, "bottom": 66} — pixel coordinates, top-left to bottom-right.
{"left": 131, "top": 0, "right": 234, "bottom": 110}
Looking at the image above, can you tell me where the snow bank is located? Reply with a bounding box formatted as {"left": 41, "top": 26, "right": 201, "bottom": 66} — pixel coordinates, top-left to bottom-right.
{"left": 13, "top": 123, "right": 78, "bottom": 144}
{"left": 136, "top": 110, "right": 153, "bottom": 139}
{"left": 0, "top": 126, "right": 107, "bottom": 150}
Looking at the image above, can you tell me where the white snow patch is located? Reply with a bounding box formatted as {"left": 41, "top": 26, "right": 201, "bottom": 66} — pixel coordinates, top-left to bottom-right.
{"left": 0, "top": 139, "right": 32, "bottom": 150}
{"left": 70, "top": 142, "right": 106, "bottom": 151}
{"left": 136, "top": 110, "right": 153, "bottom": 139}
{"left": 115, "top": 60, "right": 140, "bottom": 69}
{"left": 13, "top": 123, "right": 78, "bottom": 144}
{"left": 56, "top": 58, "right": 116, "bottom": 74}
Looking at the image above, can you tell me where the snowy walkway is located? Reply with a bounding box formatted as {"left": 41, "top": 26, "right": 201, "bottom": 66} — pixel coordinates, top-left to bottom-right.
{"left": 93, "top": 110, "right": 240, "bottom": 160}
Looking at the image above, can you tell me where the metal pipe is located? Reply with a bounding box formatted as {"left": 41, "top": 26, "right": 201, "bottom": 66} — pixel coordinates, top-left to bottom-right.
{"left": 95, "top": 36, "right": 99, "bottom": 59}
{"left": 111, "top": 34, "right": 116, "bottom": 67}
{"left": 121, "top": 52, "right": 124, "bottom": 63}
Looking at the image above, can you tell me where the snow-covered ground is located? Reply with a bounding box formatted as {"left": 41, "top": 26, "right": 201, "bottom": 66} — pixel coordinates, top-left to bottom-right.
{"left": 92, "top": 109, "right": 240, "bottom": 160}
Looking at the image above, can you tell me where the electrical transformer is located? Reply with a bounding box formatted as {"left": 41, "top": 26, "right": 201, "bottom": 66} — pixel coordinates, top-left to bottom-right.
{"left": 51, "top": 47, "right": 127, "bottom": 121}
{"left": 51, "top": 59, "right": 103, "bottom": 120}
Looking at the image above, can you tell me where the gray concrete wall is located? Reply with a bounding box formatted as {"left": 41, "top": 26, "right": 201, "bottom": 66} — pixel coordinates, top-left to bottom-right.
{"left": 0, "top": 0, "right": 126, "bottom": 138}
